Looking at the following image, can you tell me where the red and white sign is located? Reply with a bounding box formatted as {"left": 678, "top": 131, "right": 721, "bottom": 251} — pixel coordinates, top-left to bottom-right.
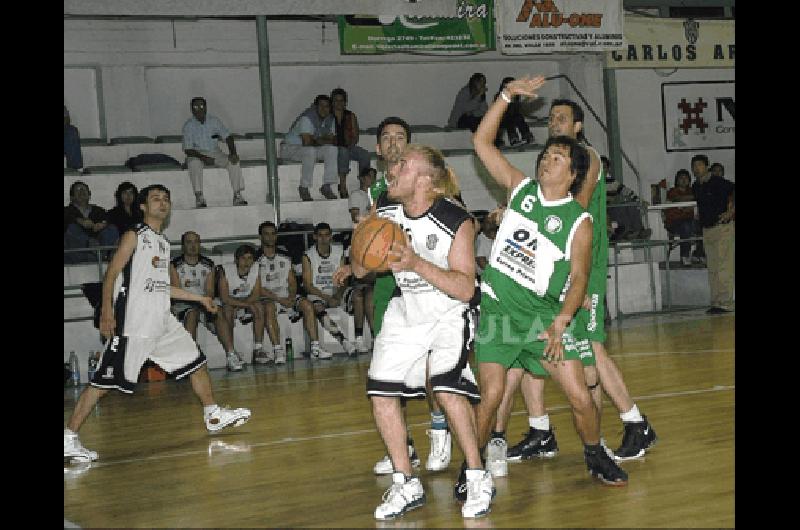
{"left": 497, "top": 0, "right": 623, "bottom": 54}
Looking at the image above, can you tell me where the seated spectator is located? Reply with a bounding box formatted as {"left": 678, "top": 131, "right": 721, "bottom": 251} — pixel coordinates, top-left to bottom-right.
{"left": 255, "top": 221, "right": 299, "bottom": 365}
{"left": 64, "top": 106, "right": 88, "bottom": 174}
{"left": 604, "top": 157, "right": 651, "bottom": 241}
{"left": 64, "top": 181, "right": 119, "bottom": 263}
{"left": 216, "top": 244, "right": 265, "bottom": 371}
{"left": 447, "top": 72, "right": 488, "bottom": 132}
{"left": 106, "top": 181, "right": 141, "bottom": 235}
{"left": 281, "top": 95, "right": 340, "bottom": 201}
{"left": 664, "top": 169, "right": 698, "bottom": 266}
{"left": 709, "top": 162, "right": 724, "bottom": 178}
{"left": 331, "top": 88, "right": 371, "bottom": 199}
{"left": 298, "top": 223, "right": 357, "bottom": 358}
{"left": 475, "top": 212, "right": 499, "bottom": 276}
{"left": 348, "top": 167, "right": 377, "bottom": 224}
{"left": 182, "top": 96, "right": 247, "bottom": 208}
{"left": 170, "top": 231, "right": 221, "bottom": 341}
{"left": 493, "top": 77, "right": 534, "bottom": 147}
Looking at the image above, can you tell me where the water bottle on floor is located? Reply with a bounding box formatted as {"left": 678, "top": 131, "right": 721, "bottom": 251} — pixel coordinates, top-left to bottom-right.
{"left": 69, "top": 351, "right": 81, "bottom": 386}
{"left": 285, "top": 338, "right": 293, "bottom": 361}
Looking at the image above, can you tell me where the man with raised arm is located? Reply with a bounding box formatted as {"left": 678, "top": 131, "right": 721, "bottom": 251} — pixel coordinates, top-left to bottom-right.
{"left": 468, "top": 76, "right": 628, "bottom": 496}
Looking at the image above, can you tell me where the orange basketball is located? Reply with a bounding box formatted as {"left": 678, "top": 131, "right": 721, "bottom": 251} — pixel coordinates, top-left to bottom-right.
{"left": 351, "top": 215, "right": 407, "bottom": 272}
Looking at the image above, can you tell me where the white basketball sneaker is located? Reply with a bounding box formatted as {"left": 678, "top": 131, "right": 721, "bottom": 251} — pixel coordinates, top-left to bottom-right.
{"left": 311, "top": 341, "right": 332, "bottom": 360}
{"left": 462, "top": 469, "right": 493, "bottom": 518}
{"left": 374, "top": 445, "right": 421, "bottom": 475}
{"left": 486, "top": 437, "right": 508, "bottom": 477}
{"left": 274, "top": 345, "right": 286, "bottom": 365}
{"left": 205, "top": 405, "right": 252, "bottom": 433}
{"left": 64, "top": 430, "right": 98, "bottom": 462}
{"left": 425, "top": 429, "right": 452, "bottom": 471}
{"left": 355, "top": 335, "right": 369, "bottom": 354}
{"left": 374, "top": 472, "right": 426, "bottom": 520}
{"left": 226, "top": 353, "right": 245, "bottom": 371}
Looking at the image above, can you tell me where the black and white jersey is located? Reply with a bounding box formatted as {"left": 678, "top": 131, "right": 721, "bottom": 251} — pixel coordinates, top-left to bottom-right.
{"left": 220, "top": 262, "right": 259, "bottom": 299}
{"left": 257, "top": 251, "right": 293, "bottom": 299}
{"left": 113, "top": 223, "right": 172, "bottom": 338}
{"left": 304, "top": 244, "right": 344, "bottom": 302}
{"left": 171, "top": 254, "right": 215, "bottom": 297}
{"left": 375, "top": 193, "right": 473, "bottom": 325}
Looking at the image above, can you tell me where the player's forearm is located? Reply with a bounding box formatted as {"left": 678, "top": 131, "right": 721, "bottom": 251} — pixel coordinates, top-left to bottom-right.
{"left": 305, "top": 286, "right": 330, "bottom": 300}
{"left": 413, "top": 260, "right": 474, "bottom": 302}
{"left": 558, "top": 273, "right": 588, "bottom": 323}
{"left": 170, "top": 285, "right": 205, "bottom": 303}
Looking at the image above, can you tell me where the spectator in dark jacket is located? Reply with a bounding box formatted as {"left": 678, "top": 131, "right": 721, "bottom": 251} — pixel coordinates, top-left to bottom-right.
{"left": 64, "top": 181, "right": 119, "bottom": 263}
{"left": 64, "top": 106, "right": 88, "bottom": 174}
{"left": 106, "top": 181, "right": 141, "bottom": 236}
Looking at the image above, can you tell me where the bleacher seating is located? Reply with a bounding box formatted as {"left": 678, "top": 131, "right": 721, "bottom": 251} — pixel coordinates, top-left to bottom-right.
{"left": 64, "top": 124, "right": 548, "bottom": 373}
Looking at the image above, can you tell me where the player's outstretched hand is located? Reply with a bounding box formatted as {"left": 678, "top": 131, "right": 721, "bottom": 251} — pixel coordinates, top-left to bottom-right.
{"left": 504, "top": 75, "right": 546, "bottom": 100}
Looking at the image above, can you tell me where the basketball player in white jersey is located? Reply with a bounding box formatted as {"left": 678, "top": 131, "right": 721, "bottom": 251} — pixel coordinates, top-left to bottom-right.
{"left": 355, "top": 144, "right": 492, "bottom": 520}
{"left": 64, "top": 184, "right": 251, "bottom": 464}
{"left": 298, "top": 222, "right": 357, "bottom": 359}
{"left": 334, "top": 118, "right": 456, "bottom": 475}
{"left": 170, "top": 231, "right": 219, "bottom": 341}
{"left": 255, "top": 221, "right": 297, "bottom": 365}
{"left": 216, "top": 244, "right": 264, "bottom": 371}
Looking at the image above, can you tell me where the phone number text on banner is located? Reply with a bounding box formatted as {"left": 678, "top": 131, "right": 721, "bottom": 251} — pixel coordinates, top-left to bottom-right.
{"left": 338, "top": 1, "right": 494, "bottom": 55}
{"left": 498, "top": 0, "right": 623, "bottom": 54}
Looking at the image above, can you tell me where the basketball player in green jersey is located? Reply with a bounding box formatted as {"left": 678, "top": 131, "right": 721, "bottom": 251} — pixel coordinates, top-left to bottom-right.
{"left": 496, "top": 98, "right": 657, "bottom": 463}
{"left": 468, "top": 75, "right": 628, "bottom": 493}
{"left": 333, "top": 117, "right": 453, "bottom": 474}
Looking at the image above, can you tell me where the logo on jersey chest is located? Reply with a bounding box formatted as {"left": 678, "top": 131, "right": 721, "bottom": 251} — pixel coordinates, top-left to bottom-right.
{"left": 426, "top": 234, "right": 439, "bottom": 250}
{"left": 544, "top": 215, "right": 563, "bottom": 234}
{"left": 151, "top": 256, "right": 167, "bottom": 268}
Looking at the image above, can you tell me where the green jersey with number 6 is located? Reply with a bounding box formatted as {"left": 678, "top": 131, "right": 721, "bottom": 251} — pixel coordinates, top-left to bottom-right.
{"left": 480, "top": 178, "right": 591, "bottom": 323}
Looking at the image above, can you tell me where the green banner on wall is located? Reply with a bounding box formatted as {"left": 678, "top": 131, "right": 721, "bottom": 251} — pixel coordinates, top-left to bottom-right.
{"left": 338, "top": 1, "right": 494, "bottom": 55}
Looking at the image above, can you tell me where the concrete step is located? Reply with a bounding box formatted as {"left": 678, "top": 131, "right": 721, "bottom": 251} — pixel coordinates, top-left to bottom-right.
{"left": 78, "top": 125, "right": 550, "bottom": 168}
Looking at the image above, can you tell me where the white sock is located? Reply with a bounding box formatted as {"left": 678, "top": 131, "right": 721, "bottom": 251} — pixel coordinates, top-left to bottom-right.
{"left": 529, "top": 414, "right": 550, "bottom": 431}
{"left": 620, "top": 404, "right": 643, "bottom": 423}
{"left": 254, "top": 343, "right": 263, "bottom": 351}
{"left": 273, "top": 343, "right": 283, "bottom": 351}
{"left": 311, "top": 340, "right": 320, "bottom": 348}
{"left": 226, "top": 350, "right": 235, "bottom": 357}
{"left": 203, "top": 404, "right": 218, "bottom": 417}
{"left": 65, "top": 428, "right": 75, "bottom": 436}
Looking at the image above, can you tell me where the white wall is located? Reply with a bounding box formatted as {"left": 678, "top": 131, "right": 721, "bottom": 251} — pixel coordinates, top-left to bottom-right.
{"left": 64, "top": 18, "right": 564, "bottom": 139}
{"left": 614, "top": 67, "right": 735, "bottom": 190}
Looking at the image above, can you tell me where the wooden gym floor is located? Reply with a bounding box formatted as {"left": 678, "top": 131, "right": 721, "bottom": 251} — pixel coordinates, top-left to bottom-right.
{"left": 64, "top": 310, "right": 734, "bottom": 528}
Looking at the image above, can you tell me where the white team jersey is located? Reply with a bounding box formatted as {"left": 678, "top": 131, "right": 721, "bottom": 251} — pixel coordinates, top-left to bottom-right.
{"left": 171, "top": 254, "right": 215, "bottom": 296}
{"left": 376, "top": 195, "right": 472, "bottom": 326}
{"left": 257, "top": 251, "right": 293, "bottom": 299}
{"left": 113, "top": 223, "right": 172, "bottom": 338}
{"left": 305, "top": 244, "right": 344, "bottom": 302}
{"left": 221, "top": 262, "right": 259, "bottom": 299}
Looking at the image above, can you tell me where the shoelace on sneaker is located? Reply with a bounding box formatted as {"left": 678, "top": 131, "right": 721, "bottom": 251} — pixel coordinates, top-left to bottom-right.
{"left": 429, "top": 431, "right": 443, "bottom": 457}
{"left": 382, "top": 483, "right": 413, "bottom": 511}
{"left": 466, "top": 474, "right": 491, "bottom": 502}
